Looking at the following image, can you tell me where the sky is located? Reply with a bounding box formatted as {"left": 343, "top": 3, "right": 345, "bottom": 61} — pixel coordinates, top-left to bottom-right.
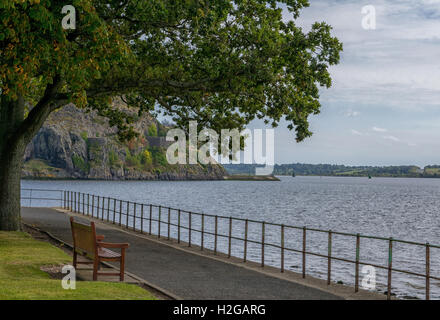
{"left": 259, "top": 0, "right": 440, "bottom": 167}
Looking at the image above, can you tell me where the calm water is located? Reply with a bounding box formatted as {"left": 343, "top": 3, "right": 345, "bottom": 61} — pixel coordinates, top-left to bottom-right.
{"left": 22, "top": 176, "right": 440, "bottom": 299}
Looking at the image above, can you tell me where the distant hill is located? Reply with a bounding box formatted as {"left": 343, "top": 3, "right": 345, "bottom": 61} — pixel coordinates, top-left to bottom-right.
{"left": 224, "top": 164, "right": 440, "bottom": 178}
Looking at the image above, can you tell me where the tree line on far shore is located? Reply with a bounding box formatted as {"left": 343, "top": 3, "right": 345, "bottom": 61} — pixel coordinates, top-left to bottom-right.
{"left": 224, "top": 164, "right": 440, "bottom": 178}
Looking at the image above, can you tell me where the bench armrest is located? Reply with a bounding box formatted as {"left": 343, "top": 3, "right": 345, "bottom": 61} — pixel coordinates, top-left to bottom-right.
{"left": 96, "top": 235, "right": 105, "bottom": 241}
{"left": 98, "top": 242, "right": 129, "bottom": 249}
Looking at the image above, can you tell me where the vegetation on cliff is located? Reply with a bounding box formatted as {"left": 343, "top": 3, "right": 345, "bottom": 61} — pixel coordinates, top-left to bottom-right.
{"left": 22, "top": 104, "right": 225, "bottom": 180}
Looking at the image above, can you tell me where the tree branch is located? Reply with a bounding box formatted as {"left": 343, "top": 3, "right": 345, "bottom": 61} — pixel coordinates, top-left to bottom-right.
{"left": 13, "top": 76, "right": 66, "bottom": 146}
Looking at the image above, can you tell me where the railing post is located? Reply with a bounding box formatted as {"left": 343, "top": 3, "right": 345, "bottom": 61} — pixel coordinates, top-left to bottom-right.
{"left": 113, "top": 198, "right": 116, "bottom": 224}
{"left": 168, "top": 208, "right": 171, "bottom": 241}
{"left": 201, "top": 214, "right": 205, "bottom": 251}
{"left": 119, "top": 200, "right": 122, "bottom": 226}
{"left": 82, "top": 193, "right": 85, "bottom": 214}
{"left": 133, "top": 203, "right": 137, "bottom": 231}
{"left": 328, "top": 230, "right": 332, "bottom": 285}
{"left": 426, "top": 243, "right": 430, "bottom": 300}
{"left": 149, "top": 205, "right": 152, "bottom": 235}
{"left": 107, "top": 197, "right": 110, "bottom": 221}
{"left": 261, "top": 222, "right": 265, "bottom": 268}
{"left": 158, "top": 206, "right": 161, "bottom": 239}
{"left": 91, "top": 195, "right": 95, "bottom": 217}
{"left": 74, "top": 192, "right": 77, "bottom": 212}
{"left": 140, "top": 204, "right": 144, "bottom": 233}
{"left": 188, "top": 212, "right": 192, "bottom": 247}
{"left": 101, "top": 196, "right": 105, "bottom": 221}
{"left": 214, "top": 215, "right": 218, "bottom": 255}
{"left": 355, "top": 234, "right": 360, "bottom": 293}
{"left": 126, "top": 201, "right": 130, "bottom": 228}
{"left": 228, "top": 217, "right": 232, "bottom": 258}
{"left": 387, "top": 237, "right": 393, "bottom": 300}
{"left": 244, "top": 219, "right": 248, "bottom": 262}
{"left": 87, "top": 194, "right": 90, "bottom": 215}
{"left": 97, "top": 195, "right": 100, "bottom": 218}
{"left": 281, "top": 224, "right": 285, "bottom": 273}
{"left": 177, "top": 209, "right": 181, "bottom": 243}
{"left": 63, "top": 191, "right": 66, "bottom": 209}
{"left": 302, "top": 226, "right": 306, "bottom": 278}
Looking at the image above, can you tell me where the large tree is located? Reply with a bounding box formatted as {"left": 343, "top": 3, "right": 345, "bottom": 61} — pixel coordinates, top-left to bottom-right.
{"left": 0, "top": 0, "right": 342, "bottom": 231}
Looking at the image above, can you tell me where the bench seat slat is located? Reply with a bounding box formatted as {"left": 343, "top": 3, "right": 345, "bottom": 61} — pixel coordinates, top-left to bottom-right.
{"left": 98, "top": 247, "right": 121, "bottom": 258}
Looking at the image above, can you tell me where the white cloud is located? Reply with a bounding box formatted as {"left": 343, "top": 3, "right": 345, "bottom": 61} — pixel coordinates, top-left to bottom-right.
{"left": 372, "top": 127, "right": 388, "bottom": 132}
{"left": 346, "top": 109, "right": 360, "bottom": 117}
{"left": 293, "top": 0, "right": 440, "bottom": 111}
{"left": 351, "top": 129, "right": 363, "bottom": 136}
{"left": 383, "top": 135, "right": 400, "bottom": 142}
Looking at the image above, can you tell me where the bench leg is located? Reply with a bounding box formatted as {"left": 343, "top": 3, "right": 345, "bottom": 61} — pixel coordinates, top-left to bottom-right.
{"left": 120, "top": 249, "right": 125, "bottom": 282}
{"left": 73, "top": 251, "right": 77, "bottom": 269}
{"left": 93, "top": 258, "right": 99, "bottom": 281}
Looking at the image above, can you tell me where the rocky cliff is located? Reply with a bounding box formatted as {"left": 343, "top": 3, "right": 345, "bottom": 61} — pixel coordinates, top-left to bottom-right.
{"left": 22, "top": 104, "right": 226, "bottom": 180}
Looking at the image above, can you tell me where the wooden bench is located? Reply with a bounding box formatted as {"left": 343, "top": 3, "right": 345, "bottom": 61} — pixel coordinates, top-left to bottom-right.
{"left": 70, "top": 217, "right": 129, "bottom": 281}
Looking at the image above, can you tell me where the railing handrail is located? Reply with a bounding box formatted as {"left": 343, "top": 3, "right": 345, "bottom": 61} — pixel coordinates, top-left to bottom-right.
{"left": 56, "top": 189, "right": 440, "bottom": 248}
{"left": 22, "top": 188, "right": 439, "bottom": 300}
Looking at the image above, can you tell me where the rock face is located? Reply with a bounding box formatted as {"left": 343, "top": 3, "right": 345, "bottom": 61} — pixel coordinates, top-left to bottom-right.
{"left": 22, "top": 104, "right": 226, "bottom": 180}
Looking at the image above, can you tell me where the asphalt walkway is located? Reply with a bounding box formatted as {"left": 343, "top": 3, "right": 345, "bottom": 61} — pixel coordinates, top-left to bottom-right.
{"left": 21, "top": 207, "right": 342, "bottom": 300}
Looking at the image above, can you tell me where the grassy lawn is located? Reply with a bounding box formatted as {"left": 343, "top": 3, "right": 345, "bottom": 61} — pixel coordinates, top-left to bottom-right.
{"left": 0, "top": 231, "right": 156, "bottom": 300}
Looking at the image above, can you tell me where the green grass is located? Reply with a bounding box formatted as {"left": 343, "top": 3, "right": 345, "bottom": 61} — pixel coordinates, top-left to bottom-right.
{"left": 0, "top": 232, "right": 156, "bottom": 300}
{"left": 23, "top": 159, "right": 53, "bottom": 171}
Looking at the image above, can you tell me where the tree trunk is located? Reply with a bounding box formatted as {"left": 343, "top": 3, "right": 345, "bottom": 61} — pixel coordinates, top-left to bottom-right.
{"left": 0, "top": 140, "right": 25, "bottom": 231}
{"left": 0, "top": 96, "right": 26, "bottom": 231}
{"left": 0, "top": 78, "right": 62, "bottom": 231}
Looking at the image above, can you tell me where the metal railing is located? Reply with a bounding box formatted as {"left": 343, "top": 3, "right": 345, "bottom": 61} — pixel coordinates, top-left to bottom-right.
{"left": 53, "top": 189, "right": 440, "bottom": 300}
{"left": 21, "top": 188, "right": 63, "bottom": 207}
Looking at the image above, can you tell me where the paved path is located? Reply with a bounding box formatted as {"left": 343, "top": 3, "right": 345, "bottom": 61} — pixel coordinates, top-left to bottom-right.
{"left": 22, "top": 207, "right": 342, "bottom": 300}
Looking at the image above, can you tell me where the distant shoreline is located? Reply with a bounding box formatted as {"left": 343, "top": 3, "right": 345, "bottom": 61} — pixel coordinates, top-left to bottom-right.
{"left": 277, "top": 174, "right": 440, "bottom": 179}
{"left": 223, "top": 175, "right": 280, "bottom": 181}
{"left": 21, "top": 175, "right": 280, "bottom": 182}
{"left": 224, "top": 164, "right": 440, "bottom": 179}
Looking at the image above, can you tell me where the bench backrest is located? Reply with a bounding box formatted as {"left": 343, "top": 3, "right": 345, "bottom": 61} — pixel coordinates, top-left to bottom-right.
{"left": 70, "top": 217, "right": 97, "bottom": 258}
